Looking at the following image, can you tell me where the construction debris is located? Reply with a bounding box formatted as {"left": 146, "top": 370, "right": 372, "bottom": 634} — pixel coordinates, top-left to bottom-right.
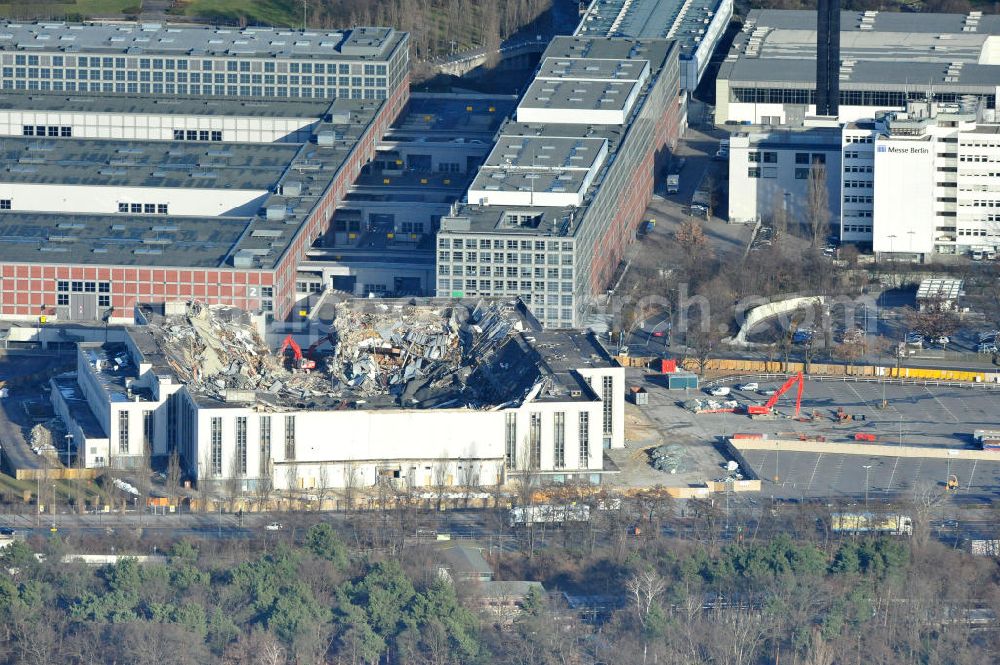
{"left": 648, "top": 444, "right": 688, "bottom": 474}
{"left": 141, "top": 299, "right": 535, "bottom": 410}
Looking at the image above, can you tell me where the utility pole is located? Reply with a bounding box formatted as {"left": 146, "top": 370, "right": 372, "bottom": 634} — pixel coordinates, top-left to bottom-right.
{"left": 862, "top": 465, "right": 872, "bottom": 511}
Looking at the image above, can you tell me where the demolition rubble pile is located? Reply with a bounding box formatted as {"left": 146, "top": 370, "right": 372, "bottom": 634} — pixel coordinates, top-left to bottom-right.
{"left": 145, "top": 300, "right": 531, "bottom": 409}
{"left": 143, "top": 302, "right": 302, "bottom": 401}
{"left": 323, "top": 299, "right": 529, "bottom": 407}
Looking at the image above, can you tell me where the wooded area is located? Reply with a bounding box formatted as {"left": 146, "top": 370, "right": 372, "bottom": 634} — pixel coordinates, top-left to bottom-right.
{"left": 0, "top": 499, "right": 998, "bottom": 665}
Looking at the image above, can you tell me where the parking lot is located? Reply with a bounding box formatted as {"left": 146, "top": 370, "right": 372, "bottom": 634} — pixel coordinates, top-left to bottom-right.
{"left": 628, "top": 370, "right": 1000, "bottom": 497}
{"left": 689, "top": 378, "right": 1000, "bottom": 448}
{"left": 740, "top": 448, "right": 1000, "bottom": 502}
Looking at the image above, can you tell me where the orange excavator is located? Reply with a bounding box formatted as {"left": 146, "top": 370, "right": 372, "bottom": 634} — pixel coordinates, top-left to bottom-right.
{"left": 279, "top": 334, "right": 316, "bottom": 371}
{"left": 747, "top": 371, "right": 804, "bottom": 417}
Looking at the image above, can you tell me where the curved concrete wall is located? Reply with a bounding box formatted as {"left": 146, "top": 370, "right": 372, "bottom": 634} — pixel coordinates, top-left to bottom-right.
{"left": 729, "top": 296, "right": 826, "bottom": 346}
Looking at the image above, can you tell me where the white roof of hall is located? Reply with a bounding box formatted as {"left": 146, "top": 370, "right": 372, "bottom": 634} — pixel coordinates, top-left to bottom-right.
{"left": 0, "top": 22, "right": 404, "bottom": 60}
{"left": 720, "top": 10, "right": 1000, "bottom": 89}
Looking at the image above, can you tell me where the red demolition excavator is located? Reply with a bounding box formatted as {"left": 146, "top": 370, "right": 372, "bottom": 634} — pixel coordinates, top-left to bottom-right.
{"left": 278, "top": 334, "right": 316, "bottom": 371}
{"left": 746, "top": 371, "right": 804, "bottom": 418}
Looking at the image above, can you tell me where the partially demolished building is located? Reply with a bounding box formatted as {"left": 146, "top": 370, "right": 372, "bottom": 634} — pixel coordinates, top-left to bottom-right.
{"left": 53, "top": 299, "right": 624, "bottom": 490}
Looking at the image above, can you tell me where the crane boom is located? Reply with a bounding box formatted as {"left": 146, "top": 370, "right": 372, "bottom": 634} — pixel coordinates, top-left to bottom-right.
{"left": 747, "top": 372, "right": 804, "bottom": 417}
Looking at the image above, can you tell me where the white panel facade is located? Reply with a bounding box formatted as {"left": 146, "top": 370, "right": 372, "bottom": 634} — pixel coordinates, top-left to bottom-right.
{"left": 0, "top": 183, "right": 268, "bottom": 217}
{"left": 872, "top": 138, "right": 936, "bottom": 255}
{"left": 0, "top": 110, "right": 316, "bottom": 143}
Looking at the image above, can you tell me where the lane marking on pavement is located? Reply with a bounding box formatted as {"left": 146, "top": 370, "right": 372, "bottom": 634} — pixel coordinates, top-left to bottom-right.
{"left": 885, "top": 456, "right": 900, "bottom": 493}
{"left": 806, "top": 453, "right": 823, "bottom": 491}
{"left": 923, "top": 385, "right": 960, "bottom": 423}
{"left": 844, "top": 381, "right": 880, "bottom": 419}
{"left": 967, "top": 459, "right": 978, "bottom": 492}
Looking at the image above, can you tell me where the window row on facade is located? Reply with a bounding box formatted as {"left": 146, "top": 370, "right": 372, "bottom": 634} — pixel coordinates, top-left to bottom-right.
{"left": 4, "top": 54, "right": 387, "bottom": 75}
{"left": 2, "top": 80, "right": 389, "bottom": 100}
{"left": 438, "top": 238, "right": 573, "bottom": 252}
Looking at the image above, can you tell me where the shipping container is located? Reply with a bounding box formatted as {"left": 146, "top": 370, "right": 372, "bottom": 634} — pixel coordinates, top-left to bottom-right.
{"left": 667, "top": 372, "right": 698, "bottom": 390}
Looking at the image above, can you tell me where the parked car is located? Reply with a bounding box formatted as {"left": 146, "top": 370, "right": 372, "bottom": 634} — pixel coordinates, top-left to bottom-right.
{"left": 904, "top": 332, "right": 924, "bottom": 346}
{"left": 736, "top": 382, "right": 759, "bottom": 391}
{"left": 708, "top": 386, "right": 731, "bottom": 397}
{"left": 265, "top": 522, "right": 284, "bottom": 531}
{"left": 792, "top": 329, "right": 813, "bottom": 344}
{"left": 979, "top": 330, "right": 999, "bottom": 343}
{"left": 758, "top": 388, "right": 778, "bottom": 396}
{"left": 933, "top": 336, "right": 950, "bottom": 346}
{"left": 978, "top": 342, "right": 998, "bottom": 354}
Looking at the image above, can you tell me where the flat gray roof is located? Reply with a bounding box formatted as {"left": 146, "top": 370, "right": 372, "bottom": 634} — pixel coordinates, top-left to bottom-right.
{"left": 0, "top": 97, "right": 384, "bottom": 270}
{"left": 721, "top": 10, "right": 1000, "bottom": 90}
{"left": 535, "top": 56, "right": 647, "bottom": 81}
{"left": 0, "top": 22, "right": 404, "bottom": 61}
{"left": 0, "top": 92, "right": 329, "bottom": 118}
{"left": 519, "top": 78, "right": 639, "bottom": 113}
{"left": 482, "top": 135, "right": 607, "bottom": 170}
{"left": 0, "top": 211, "right": 250, "bottom": 267}
{"left": 576, "top": 0, "right": 730, "bottom": 56}
{"left": 0, "top": 137, "right": 299, "bottom": 189}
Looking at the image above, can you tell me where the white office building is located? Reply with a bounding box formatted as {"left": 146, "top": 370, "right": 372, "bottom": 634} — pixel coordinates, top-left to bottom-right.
{"left": 727, "top": 122, "right": 843, "bottom": 226}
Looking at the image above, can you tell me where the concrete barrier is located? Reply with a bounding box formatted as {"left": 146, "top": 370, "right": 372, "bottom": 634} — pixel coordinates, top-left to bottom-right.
{"left": 730, "top": 437, "right": 1000, "bottom": 461}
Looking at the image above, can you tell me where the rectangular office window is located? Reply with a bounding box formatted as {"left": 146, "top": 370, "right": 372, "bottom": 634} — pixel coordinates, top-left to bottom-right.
{"left": 210, "top": 417, "right": 222, "bottom": 475}
{"left": 529, "top": 412, "right": 541, "bottom": 470}
{"left": 602, "top": 376, "right": 613, "bottom": 436}
{"left": 505, "top": 412, "right": 516, "bottom": 469}
{"left": 118, "top": 202, "right": 129, "bottom": 213}
{"left": 157, "top": 204, "right": 168, "bottom": 214}
{"left": 259, "top": 415, "right": 271, "bottom": 475}
{"left": 284, "top": 415, "right": 295, "bottom": 460}
{"left": 142, "top": 410, "right": 154, "bottom": 455}
{"left": 553, "top": 412, "right": 565, "bottom": 469}
{"left": 0, "top": 199, "right": 10, "bottom": 211}
{"left": 210, "top": 130, "right": 222, "bottom": 141}
{"left": 235, "top": 416, "right": 247, "bottom": 475}
{"left": 60, "top": 126, "right": 71, "bottom": 137}
{"left": 118, "top": 410, "right": 130, "bottom": 454}
{"left": 578, "top": 412, "right": 590, "bottom": 466}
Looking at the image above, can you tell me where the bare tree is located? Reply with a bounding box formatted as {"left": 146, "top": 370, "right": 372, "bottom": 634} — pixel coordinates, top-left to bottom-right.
{"left": 284, "top": 462, "right": 299, "bottom": 510}
{"left": 770, "top": 189, "right": 789, "bottom": 241}
{"left": 316, "top": 464, "right": 331, "bottom": 511}
{"left": 166, "top": 449, "right": 182, "bottom": 503}
{"left": 432, "top": 457, "right": 451, "bottom": 511}
{"left": 225, "top": 455, "right": 244, "bottom": 512}
{"left": 903, "top": 295, "right": 961, "bottom": 345}
{"left": 255, "top": 462, "right": 274, "bottom": 512}
{"left": 342, "top": 461, "right": 360, "bottom": 512}
{"left": 459, "top": 460, "right": 481, "bottom": 508}
{"left": 807, "top": 163, "right": 830, "bottom": 248}
{"left": 626, "top": 568, "right": 667, "bottom": 631}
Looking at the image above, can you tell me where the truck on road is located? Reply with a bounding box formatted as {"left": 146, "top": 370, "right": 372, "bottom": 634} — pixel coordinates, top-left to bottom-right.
{"left": 666, "top": 174, "right": 679, "bottom": 194}
{"left": 509, "top": 504, "right": 590, "bottom": 527}
{"left": 831, "top": 513, "right": 912, "bottom": 536}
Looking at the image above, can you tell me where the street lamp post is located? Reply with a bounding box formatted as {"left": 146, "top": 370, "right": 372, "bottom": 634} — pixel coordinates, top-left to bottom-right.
{"left": 64, "top": 433, "right": 73, "bottom": 468}
{"left": 862, "top": 465, "right": 872, "bottom": 511}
